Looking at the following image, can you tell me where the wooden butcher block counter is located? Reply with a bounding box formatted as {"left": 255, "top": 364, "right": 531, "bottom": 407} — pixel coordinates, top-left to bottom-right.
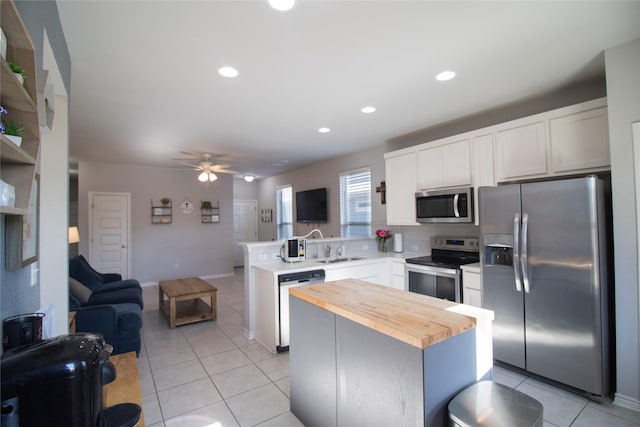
{"left": 288, "top": 279, "right": 494, "bottom": 427}
{"left": 289, "top": 278, "right": 477, "bottom": 349}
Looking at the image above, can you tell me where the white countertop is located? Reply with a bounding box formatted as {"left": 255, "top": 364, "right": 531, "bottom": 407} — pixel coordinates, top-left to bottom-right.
{"left": 461, "top": 262, "right": 481, "bottom": 273}
{"left": 253, "top": 251, "right": 427, "bottom": 274}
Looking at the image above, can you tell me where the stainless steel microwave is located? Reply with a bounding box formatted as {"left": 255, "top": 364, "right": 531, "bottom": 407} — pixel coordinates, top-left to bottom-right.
{"left": 415, "top": 187, "right": 473, "bottom": 223}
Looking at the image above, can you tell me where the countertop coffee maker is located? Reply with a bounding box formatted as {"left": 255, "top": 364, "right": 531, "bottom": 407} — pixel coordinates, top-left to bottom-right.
{"left": 1, "top": 332, "right": 141, "bottom": 427}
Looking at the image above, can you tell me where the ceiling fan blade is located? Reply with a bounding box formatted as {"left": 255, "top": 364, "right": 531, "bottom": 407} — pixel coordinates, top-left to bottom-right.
{"left": 212, "top": 168, "right": 239, "bottom": 174}
{"left": 178, "top": 150, "right": 203, "bottom": 159}
{"left": 175, "top": 161, "right": 201, "bottom": 168}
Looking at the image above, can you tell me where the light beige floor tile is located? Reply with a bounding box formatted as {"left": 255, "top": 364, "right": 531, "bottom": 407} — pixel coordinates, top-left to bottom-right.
{"left": 572, "top": 404, "right": 640, "bottom": 427}
{"left": 148, "top": 346, "right": 198, "bottom": 371}
{"left": 164, "top": 400, "right": 240, "bottom": 427}
{"left": 255, "top": 411, "right": 304, "bottom": 427}
{"left": 139, "top": 367, "right": 156, "bottom": 396}
{"left": 157, "top": 377, "right": 222, "bottom": 420}
{"left": 211, "top": 364, "right": 271, "bottom": 398}
{"left": 226, "top": 383, "right": 290, "bottom": 427}
{"left": 147, "top": 423, "right": 165, "bottom": 427}
{"left": 581, "top": 401, "right": 640, "bottom": 426}
{"left": 142, "top": 393, "right": 163, "bottom": 425}
{"left": 515, "top": 381, "right": 588, "bottom": 427}
{"left": 274, "top": 377, "right": 290, "bottom": 398}
{"left": 200, "top": 348, "right": 252, "bottom": 376}
{"left": 256, "top": 352, "right": 290, "bottom": 381}
{"left": 190, "top": 333, "right": 238, "bottom": 358}
{"left": 241, "top": 341, "right": 275, "bottom": 363}
{"left": 153, "top": 359, "right": 207, "bottom": 391}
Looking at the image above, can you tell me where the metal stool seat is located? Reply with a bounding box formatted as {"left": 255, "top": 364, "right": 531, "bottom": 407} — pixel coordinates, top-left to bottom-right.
{"left": 448, "top": 380, "right": 543, "bottom": 427}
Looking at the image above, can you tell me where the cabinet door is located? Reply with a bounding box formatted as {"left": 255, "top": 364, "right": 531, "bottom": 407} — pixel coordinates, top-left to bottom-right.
{"left": 472, "top": 134, "right": 495, "bottom": 225}
{"left": 442, "top": 139, "right": 471, "bottom": 187}
{"left": 385, "top": 152, "right": 419, "bottom": 225}
{"left": 495, "top": 122, "right": 547, "bottom": 181}
{"left": 463, "top": 287, "right": 482, "bottom": 307}
{"left": 418, "top": 140, "right": 471, "bottom": 190}
{"left": 550, "top": 107, "right": 610, "bottom": 172}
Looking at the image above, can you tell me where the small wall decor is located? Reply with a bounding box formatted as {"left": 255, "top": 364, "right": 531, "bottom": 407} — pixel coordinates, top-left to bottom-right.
{"left": 151, "top": 198, "right": 172, "bottom": 224}
{"left": 376, "top": 181, "right": 386, "bottom": 205}
{"left": 261, "top": 209, "right": 273, "bottom": 222}
{"left": 201, "top": 200, "right": 220, "bottom": 223}
{"left": 180, "top": 197, "right": 194, "bottom": 214}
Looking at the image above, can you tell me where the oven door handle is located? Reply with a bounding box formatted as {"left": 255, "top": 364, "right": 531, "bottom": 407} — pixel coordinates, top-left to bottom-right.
{"left": 453, "top": 193, "right": 460, "bottom": 218}
{"left": 513, "top": 213, "right": 523, "bottom": 292}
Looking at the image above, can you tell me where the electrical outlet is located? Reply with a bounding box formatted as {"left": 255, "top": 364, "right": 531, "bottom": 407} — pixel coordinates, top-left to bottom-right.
{"left": 411, "top": 245, "right": 418, "bottom": 252}
{"left": 362, "top": 244, "right": 369, "bottom": 250}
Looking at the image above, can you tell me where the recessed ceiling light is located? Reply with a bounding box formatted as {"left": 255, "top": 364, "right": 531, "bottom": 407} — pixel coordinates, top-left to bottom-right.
{"left": 318, "top": 127, "right": 331, "bottom": 133}
{"left": 268, "top": 0, "right": 296, "bottom": 11}
{"left": 436, "top": 71, "right": 456, "bottom": 81}
{"left": 244, "top": 175, "right": 255, "bottom": 182}
{"left": 361, "top": 106, "right": 376, "bottom": 114}
{"left": 218, "top": 66, "right": 238, "bottom": 78}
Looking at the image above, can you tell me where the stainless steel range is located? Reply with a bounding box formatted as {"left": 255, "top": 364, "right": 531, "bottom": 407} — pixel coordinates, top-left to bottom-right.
{"left": 405, "top": 236, "right": 479, "bottom": 302}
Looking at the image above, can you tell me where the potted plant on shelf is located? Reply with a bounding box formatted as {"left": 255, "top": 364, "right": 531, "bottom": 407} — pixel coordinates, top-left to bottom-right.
{"left": 201, "top": 200, "right": 212, "bottom": 212}
{"left": 160, "top": 197, "right": 171, "bottom": 206}
{"left": 0, "top": 106, "right": 24, "bottom": 147}
{"left": 7, "top": 61, "right": 26, "bottom": 86}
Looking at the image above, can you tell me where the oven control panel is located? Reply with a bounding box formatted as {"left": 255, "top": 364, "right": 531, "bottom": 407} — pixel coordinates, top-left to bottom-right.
{"left": 431, "top": 236, "right": 479, "bottom": 252}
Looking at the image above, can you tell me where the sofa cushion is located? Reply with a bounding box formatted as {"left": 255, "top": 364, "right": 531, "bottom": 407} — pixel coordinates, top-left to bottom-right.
{"left": 69, "top": 256, "right": 104, "bottom": 291}
{"left": 69, "top": 277, "right": 93, "bottom": 304}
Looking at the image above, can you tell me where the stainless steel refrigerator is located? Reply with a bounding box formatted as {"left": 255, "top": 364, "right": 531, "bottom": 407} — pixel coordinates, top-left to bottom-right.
{"left": 479, "top": 176, "right": 611, "bottom": 397}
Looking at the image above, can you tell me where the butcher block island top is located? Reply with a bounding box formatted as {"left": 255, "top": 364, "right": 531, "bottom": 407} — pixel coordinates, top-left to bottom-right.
{"left": 289, "top": 278, "right": 478, "bottom": 349}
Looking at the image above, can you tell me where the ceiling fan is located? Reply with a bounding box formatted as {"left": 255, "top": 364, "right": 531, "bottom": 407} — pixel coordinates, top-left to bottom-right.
{"left": 172, "top": 151, "right": 238, "bottom": 182}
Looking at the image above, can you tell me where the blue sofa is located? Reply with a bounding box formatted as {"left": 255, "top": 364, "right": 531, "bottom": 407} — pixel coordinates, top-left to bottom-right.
{"left": 69, "top": 294, "right": 142, "bottom": 356}
{"left": 69, "top": 255, "right": 143, "bottom": 309}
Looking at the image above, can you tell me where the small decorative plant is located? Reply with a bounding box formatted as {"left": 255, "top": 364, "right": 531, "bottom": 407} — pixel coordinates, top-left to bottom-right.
{"left": 375, "top": 229, "right": 393, "bottom": 252}
{"left": 201, "top": 200, "right": 212, "bottom": 210}
{"left": 160, "top": 197, "right": 171, "bottom": 206}
{"left": 7, "top": 61, "right": 26, "bottom": 79}
{"left": 0, "top": 106, "right": 23, "bottom": 137}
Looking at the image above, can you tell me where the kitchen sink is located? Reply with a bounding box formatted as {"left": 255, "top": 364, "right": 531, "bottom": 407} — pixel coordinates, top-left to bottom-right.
{"left": 316, "top": 257, "right": 366, "bottom": 264}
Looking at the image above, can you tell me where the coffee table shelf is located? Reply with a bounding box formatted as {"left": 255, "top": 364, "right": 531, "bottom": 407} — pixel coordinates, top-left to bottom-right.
{"left": 158, "top": 277, "right": 217, "bottom": 328}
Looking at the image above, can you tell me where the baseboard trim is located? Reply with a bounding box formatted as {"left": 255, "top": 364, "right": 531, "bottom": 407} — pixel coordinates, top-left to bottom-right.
{"left": 140, "top": 272, "right": 235, "bottom": 288}
{"left": 613, "top": 393, "right": 640, "bottom": 412}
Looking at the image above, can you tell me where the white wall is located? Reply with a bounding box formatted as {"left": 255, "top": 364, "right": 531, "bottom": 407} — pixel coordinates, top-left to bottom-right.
{"left": 78, "top": 162, "right": 234, "bottom": 282}
{"left": 257, "top": 144, "right": 388, "bottom": 241}
{"left": 605, "top": 37, "right": 640, "bottom": 410}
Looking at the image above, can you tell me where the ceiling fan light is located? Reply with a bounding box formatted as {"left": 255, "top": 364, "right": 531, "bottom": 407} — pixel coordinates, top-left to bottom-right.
{"left": 244, "top": 175, "right": 255, "bottom": 182}
{"left": 198, "top": 171, "right": 209, "bottom": 182}
{"left": 268, "top": 0, "right": 295, "bottom": 11}
{"left": 208, "top": 172, "right": 218, "bottom": 182}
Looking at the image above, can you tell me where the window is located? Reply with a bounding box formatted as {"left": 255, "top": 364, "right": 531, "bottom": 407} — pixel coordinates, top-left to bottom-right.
{"left": 340, "top": 168, "right": 371, "bottom": 237}
{"left": 276, "top": 185, "right": 293, "bottom": 239}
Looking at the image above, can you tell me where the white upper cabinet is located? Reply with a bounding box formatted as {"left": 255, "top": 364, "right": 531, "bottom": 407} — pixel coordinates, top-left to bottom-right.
{"left": 417, "top": 139, "right": 471, "bottom": 190}
{"left": 550, "top": 107, "right": 610, "bottom": 173}
{"left": 385, "top": 151, "right": 419, "bottom": 226}
{"left": 495, "top": 121, "right": 547, "bottom": 181}
{"left": 471, "top": 134, "right": 495, "bottom": 225}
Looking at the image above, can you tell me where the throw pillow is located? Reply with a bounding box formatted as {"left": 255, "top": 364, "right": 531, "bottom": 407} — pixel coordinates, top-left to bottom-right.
{"left": 69, "top": 277, "right": 92, "bottom": 304}
{"left": 69, "top": 256, "right": 104, "bottom": 291}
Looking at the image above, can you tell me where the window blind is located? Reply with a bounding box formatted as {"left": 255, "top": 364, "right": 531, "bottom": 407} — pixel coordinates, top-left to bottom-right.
{"left": 340, "top": 168, "right": 371, "bottom": 237}
{"left": 277, "top": 186, "right": 293, "bottom": 239}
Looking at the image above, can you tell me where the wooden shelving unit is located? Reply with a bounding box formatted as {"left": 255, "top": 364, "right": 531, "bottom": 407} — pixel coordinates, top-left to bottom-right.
{"left": 151, "top": 199, "right": 172, "bottom": 224}
{"left": 1, "top": 0, "right": 39, "bottom": 215}
{"left": 201, "top": 200, "right": 220, "bottom": 223}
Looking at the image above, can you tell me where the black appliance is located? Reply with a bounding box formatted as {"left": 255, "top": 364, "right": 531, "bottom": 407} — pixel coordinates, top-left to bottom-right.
{"left": 405, "top": 236, "right": 479, "bottom": 302}
{"left": 415, "top": 186, "right": 474, "bottom": 223}
{"left": 3, "top": 313, "right": 45, "bottom": 352}
{"left": 1, "top": 333, "right": 141, "bottom": 427}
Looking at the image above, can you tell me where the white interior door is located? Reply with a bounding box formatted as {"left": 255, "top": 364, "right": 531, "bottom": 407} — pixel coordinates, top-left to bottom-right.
{"left": 234, "top": 200, "right": 258, "bottom": 267}
{"left": 89, "top": 192, "right": 131, "bottom": 278}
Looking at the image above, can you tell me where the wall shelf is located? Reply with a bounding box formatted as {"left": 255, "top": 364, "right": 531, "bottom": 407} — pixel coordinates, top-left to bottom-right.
{"left": 151, "top": 199, "right": 172, "bottom": 224}
{"left": 201, "top": 200, "right": 219, "bottom": 223}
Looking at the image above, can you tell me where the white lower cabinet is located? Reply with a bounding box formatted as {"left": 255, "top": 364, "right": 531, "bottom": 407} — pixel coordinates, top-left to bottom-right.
{"left": 462, "top": 265, "right": 482, "bottom": 308}
{"left": 389, "top": 258, "right": 406, "bottom": 290}
{"left": 325, "top": 260, "right": 390, "bottom": 286}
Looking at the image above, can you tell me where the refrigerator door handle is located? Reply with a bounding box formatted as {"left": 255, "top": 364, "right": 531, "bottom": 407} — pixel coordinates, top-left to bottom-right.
{"left": 453, "top": 193, "right": 460, "bottom": 218}
{"left": 513, "top": 213, "right": 523, "bottom": 292}
{"left": 521, "top": 213, "right": 531, "bottom": 293}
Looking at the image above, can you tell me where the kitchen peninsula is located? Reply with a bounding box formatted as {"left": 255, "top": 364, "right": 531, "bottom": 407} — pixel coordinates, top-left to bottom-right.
{"left": 288, "top": 279, "right": 493, "bottom": 427}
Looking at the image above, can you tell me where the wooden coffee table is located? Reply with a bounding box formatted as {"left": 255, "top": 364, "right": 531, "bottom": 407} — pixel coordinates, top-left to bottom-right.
{"left": 158, "top": 277, "right": 217, "bottom": 328}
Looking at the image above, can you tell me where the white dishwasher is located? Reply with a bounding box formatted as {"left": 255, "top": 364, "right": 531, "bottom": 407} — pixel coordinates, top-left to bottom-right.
{"left": 278, "top": 269, "right": 325, "bottom": 352}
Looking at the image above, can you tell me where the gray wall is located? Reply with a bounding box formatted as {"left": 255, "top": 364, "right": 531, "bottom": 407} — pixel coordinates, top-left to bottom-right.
{"left": 78, "top": 162, "right": 234, "bottom": 282}
{"left": 257, "top": 145, "right": 388, "bottom": 241}
{"left": 233, "top": 178, "right": 259, "bottom": 201}
{"left": 1, "top": 1, "right": 70, "bottom": 322}
{"left": 605, "top": 37, "right": 640, "bottom": 408}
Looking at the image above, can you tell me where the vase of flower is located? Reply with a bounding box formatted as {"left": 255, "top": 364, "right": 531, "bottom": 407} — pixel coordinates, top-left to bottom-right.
{"left": 375, "top": 229, "right": 392, "bottom": 253}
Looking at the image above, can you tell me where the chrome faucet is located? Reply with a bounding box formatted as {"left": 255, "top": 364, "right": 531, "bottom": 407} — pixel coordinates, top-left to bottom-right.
{"left": 324, "top": 244, "right": 332, "bottom": 258}
{"left": 337, "top": 245, "right": 344, "bottom": 258}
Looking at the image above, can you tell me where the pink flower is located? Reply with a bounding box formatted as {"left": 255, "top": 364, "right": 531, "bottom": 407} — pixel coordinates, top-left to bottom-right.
{"left": 376, "top": 229, "right": 392, "bottom": 240}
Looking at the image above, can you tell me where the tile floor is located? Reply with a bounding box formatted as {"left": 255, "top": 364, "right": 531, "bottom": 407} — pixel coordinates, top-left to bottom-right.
{"left": 136, "top": 268, "right": 640, "bottom": 427}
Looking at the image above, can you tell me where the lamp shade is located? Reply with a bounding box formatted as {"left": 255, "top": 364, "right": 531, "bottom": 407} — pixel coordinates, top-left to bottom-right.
{"left": 68, "top": 226, "right": 80, "bottom": 244}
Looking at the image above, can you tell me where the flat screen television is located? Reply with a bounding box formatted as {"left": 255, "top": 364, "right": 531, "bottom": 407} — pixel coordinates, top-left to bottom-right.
{"left": 296, "top": 188, "right": 328, "bottom": 223}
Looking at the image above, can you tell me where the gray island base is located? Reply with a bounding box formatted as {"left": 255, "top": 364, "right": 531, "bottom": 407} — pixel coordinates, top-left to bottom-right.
{"left": 289, "top": 279, "right": 493, "bottom": 427}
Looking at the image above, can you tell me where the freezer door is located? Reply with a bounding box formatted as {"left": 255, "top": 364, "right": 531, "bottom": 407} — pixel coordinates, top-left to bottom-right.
{"left": 479, "top": 185, "right": 526, "bottom": 369}
{"left": 521, "top": 177, "right": 606, "bottom": 395}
